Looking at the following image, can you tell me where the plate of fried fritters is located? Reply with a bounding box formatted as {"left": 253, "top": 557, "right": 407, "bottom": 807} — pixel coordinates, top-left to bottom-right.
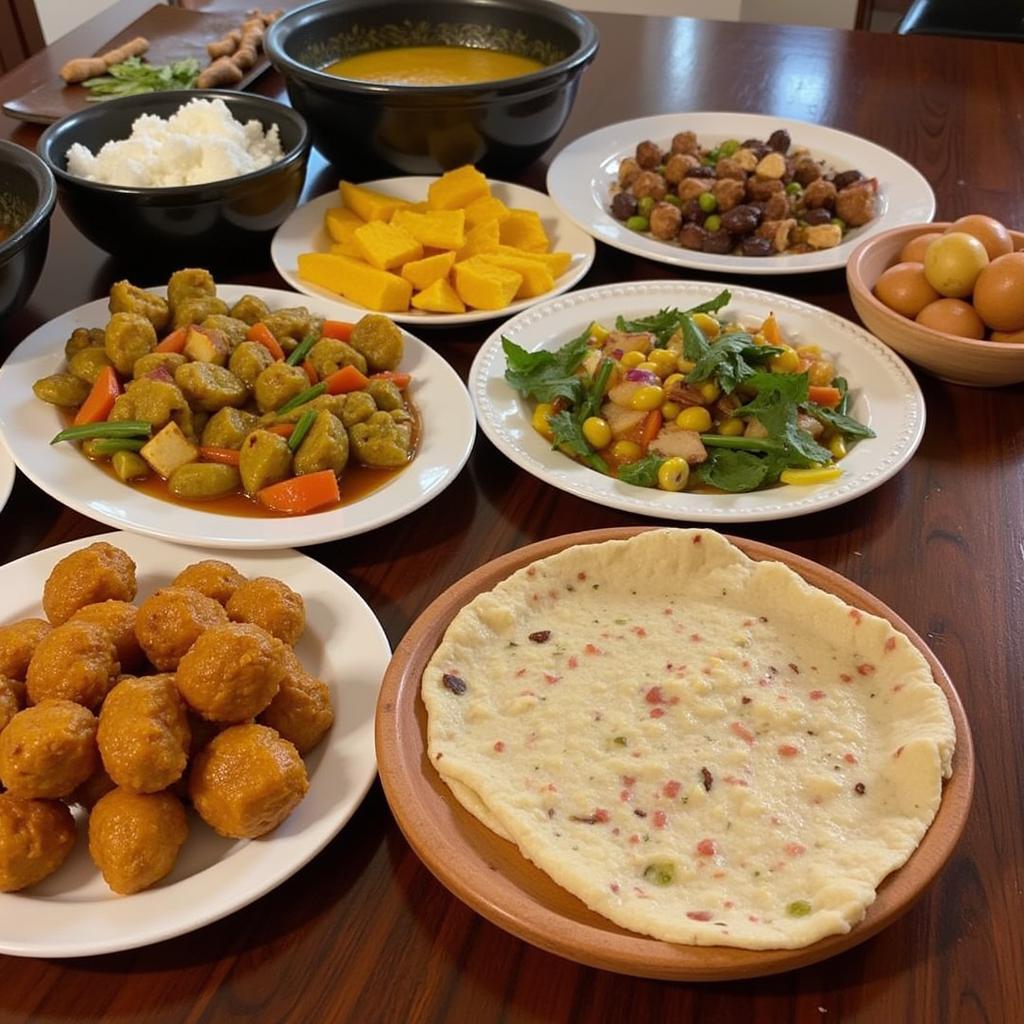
{"left": 0, "top": 532, "right": 389, "bottom": 958}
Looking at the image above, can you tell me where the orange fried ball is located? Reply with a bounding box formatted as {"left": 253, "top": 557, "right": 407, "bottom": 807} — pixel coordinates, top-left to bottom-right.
{"left": 171, "top": 560, "right": 247, "bottom": 607}
{"left": 258, "top": 647, "right": 334, "bottom": 754}
{"left": 42, "top": 542, "right": 137, "bottom": 626}
{"left": 0, "top": 618, "right": 52, "bottom": 679}
{"left": 25, "top": 619, "right": 120, "bottom": 709}
{"left": 176, "top": 623, "right": 286, "bottom": 722}
{"left": 227, "top": 577, "right": 305, "bottom": 646}
{"left": 68, "top": 600, "right": 144, "bottom": 675}
{"left": 98, "top": 675, "right": 191, "bottom": 793}
{"left": 134, "top": 587, "right": 228, "bottom": 671}
{"left": 70, "top": 766, "right": 117, "bottom": 809}
{"left": 88, "top": 788, "right": 188, "bottom": 895}
{"left": 0, "top": 699, "right": 98, "bottom": 798}
{"left": 0, "top": 676, "right": 25, "bottom": 733}
{"left": 0, "top": 793, "right": 76, "bottom": 892}
{"left": 189, "top": 723, "right": 309, "bottom": 839}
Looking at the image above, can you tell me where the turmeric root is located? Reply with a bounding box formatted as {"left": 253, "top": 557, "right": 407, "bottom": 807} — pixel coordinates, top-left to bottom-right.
{"left": 60, "top": 35, "right": 150, "bottom": 84}
{"left": 196, "top": 56, "right": 244, "bottom": 89}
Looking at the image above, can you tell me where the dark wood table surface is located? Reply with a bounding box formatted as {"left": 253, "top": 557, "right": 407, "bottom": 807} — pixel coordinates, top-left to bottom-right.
{"left": 1, "top": 3, "right": 1022, "bottom": 1021}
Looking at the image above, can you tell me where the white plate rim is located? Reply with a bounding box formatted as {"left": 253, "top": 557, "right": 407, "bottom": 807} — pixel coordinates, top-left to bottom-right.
{"left": 470, "top": 279, "right": 926, "bottom": 523}
{"left": 546, "top": 112, "right": 937, "bottom": 276}
{"left": 270, "top": 177, "right": 596, "bottom": 325}
{"left": 0, "top": 285, "right": 476, "bottom": 549}
{"left": 0, "top": 445, "right": 15, "bottom": 515}
{"left": 0, "top": 531, "right": 391, "bottom": 958}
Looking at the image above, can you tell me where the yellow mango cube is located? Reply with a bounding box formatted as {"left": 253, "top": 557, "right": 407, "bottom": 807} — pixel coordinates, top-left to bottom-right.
{"left": 476, "top": 252, "right": 555, "bottom": 299}
{"left": 330, "top": 238, "right": 362, "bottom": 259}
{"left": 339, "top": 181, "right": 412, "bottom": 222}
{"left": 453, "top": 258, "right": 522, "bottom": 310}
{"left": 499, "top": 209, "right": 550, "bottom": 252}
{"left": 464, "top": 195, "right": 511, "bottom": 228}
{"left": 411, "top": 277, "right": 466, "bottom": 314}
{"left": 324, "top": 206, "right": 365, "bottom": 244}
{"left": 428, "top": 165, "right": 490, "bottom": 210}
{"left": 391, "top": 209, "right": 466, "bottom": 250}
{"left": 353, "top": 221, "right": 423, "bottom": 271}
{"left": 493, "top": 245, "right": 572, "bottom": 278}
{"left": 401, "top": 250, "right": 457, "bottom": 291}
{"left": 456, "top": 219, "right": 500, "bottom": 261}
{"left": 297, "top": 253, "right": 411, "bottom": 312}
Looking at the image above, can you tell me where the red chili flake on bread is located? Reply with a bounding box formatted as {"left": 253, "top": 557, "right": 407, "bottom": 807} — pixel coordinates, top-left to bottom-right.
{"left": 650, "top": 707, "right": 665, "bottom": 719}
{"left": 493, "top": 741, "right": 505, "bottom": 752}
{"left": 854, "top": 783, "right": 866, "bottom": 795}
{"left": 646, "top": 686, "right": 666, "bottom": 704}
{"left": 584, "top": 643, "right": 602, "bottom": 655}
{"left": 730, "top": 721, "right": 755, "bottom": 744}
{"left": 885, "top": 636, "right": 897, "bottom": 652}
{"left": 567, "top": 656, "right": 578, "bottom": 669}
{"left": 857, "top": 663, "right": 875, "bottom": 676}
{"left": 778, "top": 744, "right": 800, "bottom": 757}
{"left": 663, "top": 780, "right": 681, "bottom": 798}
{"left": 784, "top": 842, "right": 806, "bottom": 856}
{"left": 442, "top": 673, "right": 467, "bottom": 695}
{"left": 809, "top": 690, "right": 826, "bottom": 701}
{"left": 840, "top": 673, "right": 853, "bottom": 683}
{"left": 696, "top": 839, "right": 717, "bottom": 857}
{"left": 652, "top": 810, "right": 667, "bottom": 828}
{"left": 687, "top": 910, "right": 713, "bottom": 921}
{"left": 528, "top": 630, "right": 551, "bottom": 643}
{"left": 576, "top": 571, "right": 587, "bottom": 581}
{"left": 701, "top": 767, "right": 713, "bottom": 791}
{"left": 849, "top": 609, "right": 862, "bottom": 623}
{"left": 843, "top": 753, "right": 858, "bottom": 764}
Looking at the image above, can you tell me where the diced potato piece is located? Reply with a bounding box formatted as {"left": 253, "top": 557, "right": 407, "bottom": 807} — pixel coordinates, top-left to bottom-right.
{"left": 391, "top": 209, "right": 466, "bottom": 250}
{"left": 408, "top": 200, "right": 430, "bottom": 213}
{"left": 324, "top": 206, "right": 365, "bottom": 244}
{"left": 140, "top": 421, "right": 198, "bottom": 479}
{"left": 476, "top": 253, "right": 555, "bottom": 299}
{"left": 428, "top": 165, "right": 490, "bottom": 210}
{"left": 401, "top": 251, "right": 457, "bottom": 291}
{"left": 456, "top": 219, "right": 500, "bottom": 261}
{"left": 183, "top": 326, "right": 229, "bottom": 365}
{"left": 330, "top": 239, "right": 363, "bottom": 259}
{"left": 411, "top": 278, "right": 466, "bottom": 314}
{"left": 353, "top": 221, "right": 423, "bottom": 271}
{"left": 297, "top": 253, "right": 412, "bottom": 312}
{"left": 493, "top": 245, "right": 572, "bottom": 277}
{"left": 500, "top": 209, "right": 550, "bottom": 252}
{"left": 339, "top": 181, "right": 413, "bottom": 222}
{"left": 464, "top": 195, "right": 511, "bottom": 228}
{"left": 453, "top": 258, "right": 522, "bottom": 310}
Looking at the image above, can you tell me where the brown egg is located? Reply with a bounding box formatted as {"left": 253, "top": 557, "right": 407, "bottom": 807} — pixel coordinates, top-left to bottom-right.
{"left": 945, "top": 214, "right": 1013, "bottom": 261}
{"left": 874, "top": 262, "right": 941, "bottom": 318}
{"left": 990, "top": 328, "right": 1024, "bottom": 344}
{"left": 972, "top": 252, "right": 1024, "bottom": 332}
{"left": 899, "top": 232, "right": 943, "bottom": 264}
{"left": 915, "top": 298, "right": 985, "bottom": 339}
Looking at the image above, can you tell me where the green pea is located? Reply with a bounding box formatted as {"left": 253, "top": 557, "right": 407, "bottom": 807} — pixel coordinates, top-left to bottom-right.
{"left": 698, "top": 192, "right": 718, "bottom": 214}
{"left": 719, "top": 139, "right": 740, "bottom": 157}
{"left": 785, "top": 181, "right": 803, "bottom": 195}
{"left": 703, "top": 214, "right": 722, "bottom": 232}
{"left": 664, "top": 193, "right": 682, "bottom": 207}
{"left": 786, "top": 900, "right": 812, "bottom": 917}
{"left": 831, "top": 217, "right": 847, "bottom": 232}
{"left": 637, "top": 196, "right": 656, "bottom": 217}
{"left": 625, "top": 215, "right": 650, "bottom": 232}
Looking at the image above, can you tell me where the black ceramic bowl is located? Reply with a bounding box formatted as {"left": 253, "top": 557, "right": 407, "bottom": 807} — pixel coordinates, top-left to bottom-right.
{"left": 264, "top": 0, "right": 598, "bottom": 177}
{"left": 36, "top": 90, "right": 310, "bottom": 263}
{"left": 0, "top": 141, "right": 56, "bottom": 325}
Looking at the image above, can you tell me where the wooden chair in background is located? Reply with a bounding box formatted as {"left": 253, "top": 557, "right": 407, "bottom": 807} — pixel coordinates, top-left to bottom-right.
{"left": 0, "top": 0, "right": 45, "bottom": 74}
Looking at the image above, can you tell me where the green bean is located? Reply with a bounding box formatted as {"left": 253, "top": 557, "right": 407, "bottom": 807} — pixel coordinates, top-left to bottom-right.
{"left": 86, "top": 438, "right": 146, "bottom": 456}
{"left": 50, "top": 420, "right": 152, "bottom": 445}
{"left": 699, "top": 434, "right": 783, "bottom": 452}
{"left": 285, "top": 330, "right": 319, "bottom": 367}
{"left": 276, "top": 381, "right": 326, "bottom": 416}
{"left": 287, "top": 409, "right": 317, "bottom": 453}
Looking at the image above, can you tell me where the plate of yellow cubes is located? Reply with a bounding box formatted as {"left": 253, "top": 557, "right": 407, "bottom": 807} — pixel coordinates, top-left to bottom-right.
{"left": 271, "top": 165, "right": 596, "bottom": 326}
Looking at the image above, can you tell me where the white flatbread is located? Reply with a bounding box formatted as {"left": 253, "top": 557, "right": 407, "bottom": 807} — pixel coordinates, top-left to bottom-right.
{"left": 422, "top": 529, "right": 955, "bottom": 949}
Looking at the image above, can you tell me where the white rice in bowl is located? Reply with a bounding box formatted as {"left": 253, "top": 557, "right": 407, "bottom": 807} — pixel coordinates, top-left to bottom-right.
{"left": 65, "top": 98, "right": 285, "bottom": 188}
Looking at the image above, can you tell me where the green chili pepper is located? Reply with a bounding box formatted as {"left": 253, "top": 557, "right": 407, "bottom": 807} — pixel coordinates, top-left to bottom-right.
{"left": 50, "top": 420, "right": 152, "bottom": 445}
{"left": 285, "top": 330, "right": 320, "bottom": 367}
{"left": 287, "top": 408, "right": 317, "bottom": 452}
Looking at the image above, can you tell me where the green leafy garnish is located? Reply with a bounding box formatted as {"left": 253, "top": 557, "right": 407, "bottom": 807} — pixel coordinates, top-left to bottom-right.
{"left": 733, "top": 373, "right": 831, "bottom": 468}
{"left": 549, "top": 409, "right": 608, "bottom": 473}
{"left": 803, "top": 402, "right": 875, "bottom": 440}
{"left": 502, "top": 331, "right": 589, "bottom": 404}
{"left": 614, "top": 290, "right": 732, "bottom": 347}
{"left": 643, "top": 861, "right": 676, "bottom": 886}
{"left": 695, "top": 449, "right": 780, "bottom": 492}
{"left": 617, "top": 454, "right": 664, "bottom": 488}
{"left": 82, "top": 57, "right": 200, "bottom": 101}
{"left": 685, "top": 331, "right": 784, "bottom": 395}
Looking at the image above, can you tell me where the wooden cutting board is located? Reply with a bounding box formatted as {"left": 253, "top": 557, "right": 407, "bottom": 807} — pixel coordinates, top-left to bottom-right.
{"left": 2, "top": 4, "right": 272, "bottom": 125}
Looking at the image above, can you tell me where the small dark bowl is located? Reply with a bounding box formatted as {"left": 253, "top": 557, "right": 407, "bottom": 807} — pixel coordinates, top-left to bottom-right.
{"left": 36, "top": 90, "right": 310, "bottom": 264}
{"left": 264, "top": 0, "right": 598, "bottom": 177}
{"left": 0, "top": 141, "right": 56, "bottom": 325}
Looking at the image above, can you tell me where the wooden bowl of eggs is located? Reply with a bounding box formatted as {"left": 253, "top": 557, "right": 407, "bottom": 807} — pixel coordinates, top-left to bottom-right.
{"left": 847, "top": 216, "right": 1024, "bottom": 386}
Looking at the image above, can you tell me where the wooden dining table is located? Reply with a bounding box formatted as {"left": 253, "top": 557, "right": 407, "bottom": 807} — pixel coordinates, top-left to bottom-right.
{"left": 1, "top": 2, "right": 1022, "bottom": 1020}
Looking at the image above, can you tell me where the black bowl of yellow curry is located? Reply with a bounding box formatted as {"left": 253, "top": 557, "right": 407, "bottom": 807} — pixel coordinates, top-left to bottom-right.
{"left": 264, "top": 0, "right": 598, "bottom": 176}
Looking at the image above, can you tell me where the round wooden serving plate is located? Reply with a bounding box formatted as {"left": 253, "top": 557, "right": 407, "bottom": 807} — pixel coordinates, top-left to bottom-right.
{"left": 375, "top": 528, "right": 975, "bottom": 981}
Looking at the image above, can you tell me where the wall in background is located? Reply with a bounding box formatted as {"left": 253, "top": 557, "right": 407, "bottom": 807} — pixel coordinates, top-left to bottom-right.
{"left": 560, "top": 0, "right": 858, "bottom": 29}
{"left": 34, "top": 0, "right": 127, "bottom": 44}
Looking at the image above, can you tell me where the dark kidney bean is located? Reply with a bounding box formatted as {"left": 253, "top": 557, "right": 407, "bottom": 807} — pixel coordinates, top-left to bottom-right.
{"left": 767, "top": 128, "right": 791, "bottom": 153}
{"left": 679, "top": 198, "right": 702, "bottom": 223}
{"left": 741, "top": 138, "right": 764, "bottom": 149}
{"left": 721, "top": 205, "right": 760, "bottom": 236}
{"left": 832, "top": 169, "right": 864, "bottom": 191}
{"left": 611, "top": 192, "right": 638, "bottom": 221}
{"left": 702, "top": 228, "right": 734, "bottom": 254}
{"left": 685, "top": 165, "right": 716, "bottom": 179}
{"left": 802, "top": 208, "right": 832, "bottom": 226}
{"left": 741, "top": 236, "right": 774, "bottom": 257}
{"left": 678, "top": 223, "right": 707, "bottom": 250}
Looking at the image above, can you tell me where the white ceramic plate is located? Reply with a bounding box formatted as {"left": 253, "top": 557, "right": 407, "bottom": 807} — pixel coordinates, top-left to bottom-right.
{"left": 0, "top": 445, "right": 14, "bottom": 515}
{"left": 470, "top": 280, "right": 925, "bottom": 523}
{"left": 0, "top": 285, "right": 476, "bottom": 548}
{"left": 271, "top": 177, "right": 596, "bottom": 325}
{"left": 546, "top": 112, "right": 936, "bottom": 275}
{"left": 0, "top": 531, "right": 391, "bottom": 958}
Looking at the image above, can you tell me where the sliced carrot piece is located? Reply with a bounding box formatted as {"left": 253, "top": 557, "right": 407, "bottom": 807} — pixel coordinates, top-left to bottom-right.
{"left": 266, "top": 423, "right": 296, "bottom": 438}
{"left": 198, "top": 446, "right": 241, "bottom": 465}
{"left": 302, "top": 358, "right": 318, "bottom": 387}
{"left": 257, "top": 469, "right": 340, "bottom": 515}
{"left": 638, "top": 410, "right": 663, "bottom": 448}
{"left": 246, "top": 322, "right": 286, "bottom": 361}
{"left": 808, "top": 385, "right": 842, "bottom": 408}
{"left": 760, "top": 312, "right": 783, "bottom": 346}
{"left": 320, "top": 320, "right": 354, "bottom": 342}
{"left": 154, "top": 327, "right": 187, "bottom": 354}
{"left": 324, "top": 364, "right": 369, "bottom": 395}
{"left": 73, "top": 366, "right": 121, "bottom": 426}
{"left": 371, "top": 370, "right": 411, "bottom": 389}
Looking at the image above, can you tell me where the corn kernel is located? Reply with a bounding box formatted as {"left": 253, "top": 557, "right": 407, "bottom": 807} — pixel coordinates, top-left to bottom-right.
{"left": 692, "top": 313, "right": 721, "bottom": 339}
{"left": 648, "top": 348, "right": 678, "bottom": 376}
{"left": 676, "top": 406, "right": 712, "bottom": 432}
{"left": 796, "top": 344, "right": 821, "bottom": 359}
{"left": 612, "top": 440, "right": 643, "bottom": 463}
{"left": 663, "top": 373, "right": 685, "bottom": 391}
{"left": 828, "top": 435, "right": 847, "bottom": 460}
{"left": 718, "top": 417, "right": 745, "bottom": 436}
{"left": 636, "top": 361, "right": 659, "bottom": 374}
{"left": 532, "top": 402, "right": 554, "bottom": 440}
{"left": 677, "top": 357, "right": 697, "bottom": 373}
{"left": 629, "top": 385, "right": 665, "bottom": 411}
{"left": 657, "top": 457, "right": 690, "bottom": 492}
{"left": 769, "top": 347, "right": 801, "bottom": 374}
{"left": 582, "top": 416, "right": 612, "bottom": 450}
{"left": 621, "top": 350, "right": 645, "bottom": 369}
{"left": 698, "top": 381, "right": 721, "bottom": 403}
{"left": 588, "top": 321, "right": 610, "bottom": 343}
{"left": 661, "top": 401, "right": 682, "bottom": 420}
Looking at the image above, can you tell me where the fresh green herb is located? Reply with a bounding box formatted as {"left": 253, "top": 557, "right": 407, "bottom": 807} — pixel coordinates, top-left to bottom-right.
{"left": 695, "top": 449, "right": 780, "bottom": 492}
{"left": 276, "top": 381, "right": 326, "bottom": 415}
{"left": 285, "top": 330, "right": 319, "bottom": 367}
{"left": 502, "top": 331, "right": 590, "bottom": 404}
{"left": 802, "top": 402, "right": 875, "bottom": 440}
{"left": 614, "top": 290, "right": 732, "bottom": 347}
{"left": 617, "top": 454, "right": 664, "bottom": 488}
{"left": 699, "top": 434, "right": 783, "bottom": 453}
{"left": 834, "top": 376, "right": 850, "bottom": 415}
{"left": 733, "top": 373, "right": 831, "bottom": 467}
{"left": 643, "top": 861, "right": 676, "bottom": 886}
{"left": 685, "top": 331, "right": 784, "bottom": 395}
{"left": 549, "top": 410, "right": 608, "bottom": 473}
{"left": 83, "top": 438, "right": 146, "bottom": 456}
{"left": 51, "top": 420, "right": 152, "bottom": 445}
{"left": 82, "top": 57, "right": 200, "bottom": 101}
{"left": 287, "top": 409, "right": 317, "bottom": 452}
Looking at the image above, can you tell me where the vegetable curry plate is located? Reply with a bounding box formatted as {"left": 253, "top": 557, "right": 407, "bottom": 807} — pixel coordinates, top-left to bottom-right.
{"left": 470, "top": 281, "right": 925, "bottom": 523}
{"left": 0, "top": 285, "right": 476, "bottom": 548}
